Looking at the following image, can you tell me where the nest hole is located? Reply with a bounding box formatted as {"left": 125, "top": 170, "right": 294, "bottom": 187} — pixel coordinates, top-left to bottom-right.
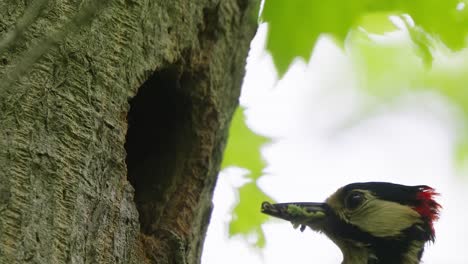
{"left": 125, "top": 68, "right": 192, "bottom": 234}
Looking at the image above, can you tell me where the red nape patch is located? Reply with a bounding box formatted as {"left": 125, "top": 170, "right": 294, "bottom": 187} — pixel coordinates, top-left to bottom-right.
{"left": 414, "top": 186, "right": 441, "bottom": 238}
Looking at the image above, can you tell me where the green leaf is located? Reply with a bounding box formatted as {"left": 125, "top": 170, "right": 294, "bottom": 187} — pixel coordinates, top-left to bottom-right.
{"left": 222, "top": 107, "right": 269, "bottom": 180}
{"left": 222, "top": 107, "right": 273, "bottom": 247}
{"left": 349, "top": 27, "right": 468, "bottom": 110}
{"left": 403, "top": 19, "right": 434, "bottom": 67}
{"left": 401, "top": 0, "right": 468, "bottom": 51}
{"left": 348, "top": 30, "right": 424, "bottom": 97}
{"left": 262, "top": 0, "right": 468, "bottom": 77}
{"left": 261, "top": 0, "right": 367, "bottom": 76}
{"left": 229, "top": 182, "right": 272, "bottom": 247}
{"left": 357, "top": 12, "right": 398, "bottom": 34}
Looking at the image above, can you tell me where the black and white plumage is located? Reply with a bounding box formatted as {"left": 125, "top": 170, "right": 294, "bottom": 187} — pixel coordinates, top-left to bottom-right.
{"left": 261, "top": 182, "right": 441, "bottom": 264}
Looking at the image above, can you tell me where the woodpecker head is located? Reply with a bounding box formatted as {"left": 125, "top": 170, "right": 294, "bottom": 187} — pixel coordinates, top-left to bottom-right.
{"left": 261, "top": 182, "right": 441, "bottom": 264}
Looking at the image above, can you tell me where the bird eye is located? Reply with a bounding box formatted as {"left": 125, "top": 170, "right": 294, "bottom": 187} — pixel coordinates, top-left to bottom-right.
{"left": 345, "top": 192, "right": 365, "bottom": 210}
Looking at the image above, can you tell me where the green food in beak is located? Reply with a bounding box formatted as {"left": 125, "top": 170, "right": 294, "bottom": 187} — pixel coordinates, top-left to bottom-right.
{"left": 261, "top": 202, "right": 328, "bottom": 232}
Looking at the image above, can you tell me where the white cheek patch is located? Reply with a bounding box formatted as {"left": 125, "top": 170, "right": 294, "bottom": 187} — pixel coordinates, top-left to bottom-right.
{"left": 348, "top": 199, "right": 422, "bottom": 238}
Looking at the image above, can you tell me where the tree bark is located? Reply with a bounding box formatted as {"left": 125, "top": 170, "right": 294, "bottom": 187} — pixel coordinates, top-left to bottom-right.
{"left": 0, "top": 0, "right": 257, "bottom": 263}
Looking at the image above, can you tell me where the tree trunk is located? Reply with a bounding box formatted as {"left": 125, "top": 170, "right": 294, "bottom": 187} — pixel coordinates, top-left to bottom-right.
{"left": 0, "top": 0, "right": 257, "bottom": 263}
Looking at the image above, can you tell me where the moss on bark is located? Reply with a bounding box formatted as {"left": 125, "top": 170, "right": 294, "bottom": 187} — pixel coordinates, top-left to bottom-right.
{"left": 0, "top": 0, "right": 258, "bottom": 263}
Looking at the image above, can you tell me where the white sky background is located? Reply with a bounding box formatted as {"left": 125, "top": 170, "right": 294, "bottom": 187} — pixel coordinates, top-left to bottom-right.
{"left": 202, "top": 24, "right": 468, "bottom": 264}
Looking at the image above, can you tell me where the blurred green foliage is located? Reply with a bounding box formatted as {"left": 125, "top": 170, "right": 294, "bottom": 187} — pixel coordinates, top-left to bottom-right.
{"left": 222, "top": 107, "right": 272, "bottom": 247}
{"left": 229, "top": 182, "right": 271, "bottom": 247}
{"left": 349, "top": 30, "right": 468, "bottom": 163}
{"left": 261, "top": 0, "right": 468, "bottom": 76}
{"left": 261, "top": 0, "right": 468, "bottom": 164}
{"left": 222, "top": 108, "right": 269, "bottom": 180}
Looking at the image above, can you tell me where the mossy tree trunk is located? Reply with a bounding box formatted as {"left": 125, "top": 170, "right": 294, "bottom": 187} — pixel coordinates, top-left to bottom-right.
{"left": 0, "top": 0, "right": 257, "bottom": 263}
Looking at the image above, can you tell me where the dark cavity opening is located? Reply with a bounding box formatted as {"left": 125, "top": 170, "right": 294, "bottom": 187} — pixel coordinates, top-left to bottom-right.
{"left": 125, "top": 68, "right": 192, "bottom": 234}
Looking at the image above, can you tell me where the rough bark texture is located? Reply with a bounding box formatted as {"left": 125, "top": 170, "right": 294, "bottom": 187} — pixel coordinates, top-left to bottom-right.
{"left": 0, "top": 0, "right": 257, "bottom": 263}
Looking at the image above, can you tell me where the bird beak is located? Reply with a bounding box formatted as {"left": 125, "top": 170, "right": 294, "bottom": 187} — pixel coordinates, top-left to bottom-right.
{"left": 261, "top": 201, "right": 328, "bottom": 232}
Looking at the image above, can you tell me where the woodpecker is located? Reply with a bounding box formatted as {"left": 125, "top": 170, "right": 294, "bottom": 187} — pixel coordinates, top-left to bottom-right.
{"left": 261, "top": 182, "right": 441, "bottom": 264}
